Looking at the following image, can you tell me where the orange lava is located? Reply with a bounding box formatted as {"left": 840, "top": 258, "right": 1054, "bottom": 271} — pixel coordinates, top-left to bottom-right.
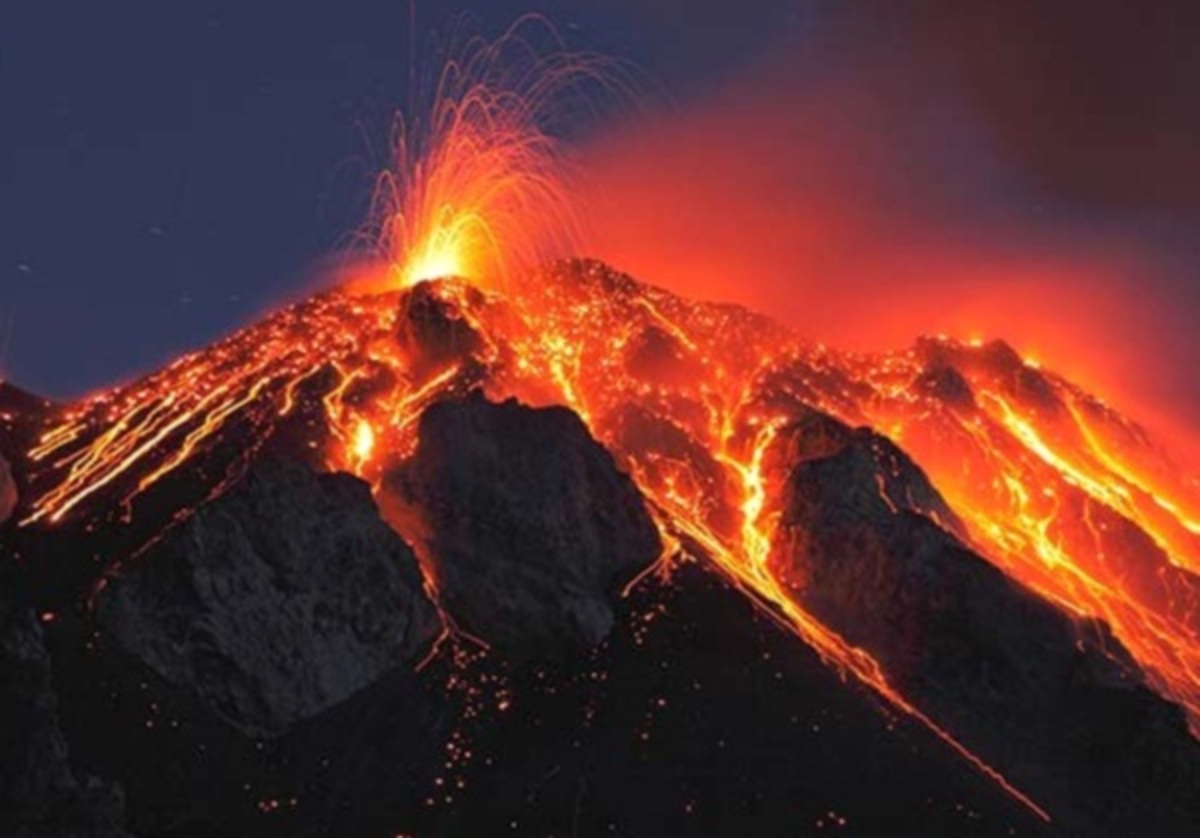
{"left": 361, "top": 15, "right": 625, "bottom": 294}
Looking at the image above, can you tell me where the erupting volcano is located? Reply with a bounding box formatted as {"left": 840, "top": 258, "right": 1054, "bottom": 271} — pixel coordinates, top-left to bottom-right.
{"left": 3, "top": 15, "right": 1200, "bottom": 838}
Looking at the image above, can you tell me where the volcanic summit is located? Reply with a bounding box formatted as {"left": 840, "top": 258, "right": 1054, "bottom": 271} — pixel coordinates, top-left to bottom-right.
{"left": 2, "top": 259, "right": 1200, "bottom": 837}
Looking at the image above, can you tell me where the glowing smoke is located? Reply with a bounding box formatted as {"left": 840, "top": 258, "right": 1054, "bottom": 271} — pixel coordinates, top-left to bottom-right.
{"left": 575, "top": 9, "right": 1200, "bottom": 462}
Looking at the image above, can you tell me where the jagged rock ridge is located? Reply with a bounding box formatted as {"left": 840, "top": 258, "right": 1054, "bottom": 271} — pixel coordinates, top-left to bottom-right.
{"left": 1, "top": 453, "right": 15, "bottom": 525}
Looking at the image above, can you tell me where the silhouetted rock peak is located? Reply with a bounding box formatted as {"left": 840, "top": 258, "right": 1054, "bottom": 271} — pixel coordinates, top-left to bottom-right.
{"left": 0, "top": 454, "right": 15, "bottom": 525}
{"left": 396, "top": 279, "right": 489, "bottom": 379}
{"left": 769, "top": 410, "right": 966, "bottom": 536}
{"left": 386, "top": 391, "right": 661, "bottom": 655}
{"left": 913, "top": 336, "right": 1063, "bottom": 414}
{"left": 914, "top": 364, "right": 976, "bottom": 409}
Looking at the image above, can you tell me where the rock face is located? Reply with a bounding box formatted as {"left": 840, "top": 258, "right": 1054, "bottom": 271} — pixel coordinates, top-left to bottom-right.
{"left": 395, "top": 280, "right": 488, "bottom": 379}
{"left": 386, "top": 392, "right": 661, "bottom": 655}
{"left": 97, "top": 458, "right": 441, "bottom": 736}
{"left": 767, "top": 410, "right": 1200, "bottom": 835}
{"left": 0, "top": 453, "right": 15, "bottom": 524}
{"left": 0, "top": 584, "right": 129, "bottom": 836}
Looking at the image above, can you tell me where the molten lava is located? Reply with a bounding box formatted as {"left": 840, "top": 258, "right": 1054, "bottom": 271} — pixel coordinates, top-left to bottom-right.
{"left": 365, "top": 16, "right": 621, "bottom": 292}
{"left": 9, "top": 16, "right": 1200, "bottom": 829}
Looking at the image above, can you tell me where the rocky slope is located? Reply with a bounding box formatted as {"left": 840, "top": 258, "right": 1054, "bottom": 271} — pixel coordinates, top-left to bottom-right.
{"left": 0, "top": 454, "right": 15, "bottom": 525}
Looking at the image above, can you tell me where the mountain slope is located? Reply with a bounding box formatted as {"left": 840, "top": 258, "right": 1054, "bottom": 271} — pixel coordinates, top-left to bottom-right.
{"left": 2, "top": 259, "right": 1199, "bottom": 835}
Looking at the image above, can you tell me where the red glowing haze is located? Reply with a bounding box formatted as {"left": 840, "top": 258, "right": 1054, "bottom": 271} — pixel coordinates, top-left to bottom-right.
{"left": 576, "top": 41, "right": 1198, "bottom": 462}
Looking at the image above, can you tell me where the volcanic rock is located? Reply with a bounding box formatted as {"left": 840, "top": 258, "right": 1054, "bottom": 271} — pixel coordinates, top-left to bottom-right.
{"left": 0, "top": 453, "right": 15, "bottom": 525}
{"left": 396, "top": 561, "right": 1054, "bottom": 838}
{"left": 767, "top": 411, "right": 1200, "bottom": 835}
{"left": 913, "top": 364, "right": 976, "bottom": 409}
{"left": 0, "top": 382, "right": 53, "bottom": 460}
{"left": 42, "top": 562, "right": 1054, "bottom": 838}
{"left": 0, "top": 582, "right": 130, "bottom": 836}
{"left": 915, "top": 336, "right": 1062, "bottom": 415}
{"left": 385, "top": 392, "right": 661, "bottom": 655}
{"left": 97, "top": 458, "right": 441, "bottom": 736}
{"left": 0, "top": 383, "right": 54, "bottom": 524}
{"left": 767, "top": 411, "right": 968, "bottom": 537}
{"left": 396, "top": 280, "right": 488, "bottom": 379}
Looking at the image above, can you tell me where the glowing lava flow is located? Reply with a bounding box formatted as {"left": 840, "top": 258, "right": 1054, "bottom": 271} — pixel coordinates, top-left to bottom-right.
{"left": 673, "top": 430, "right": 1053, "bottom": 823}
{"left": 478, "top": 263, "right": 1051, "bottom": 820}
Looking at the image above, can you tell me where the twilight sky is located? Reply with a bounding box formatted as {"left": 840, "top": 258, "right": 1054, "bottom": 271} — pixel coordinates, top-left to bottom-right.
{"left": 3, "top": 1, "right": 1199, "bottom": 438}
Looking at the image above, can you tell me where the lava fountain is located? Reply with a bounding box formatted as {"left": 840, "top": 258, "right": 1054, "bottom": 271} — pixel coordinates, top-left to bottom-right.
{"left": 363, "top": 15, "right": 624, "bottom": 292}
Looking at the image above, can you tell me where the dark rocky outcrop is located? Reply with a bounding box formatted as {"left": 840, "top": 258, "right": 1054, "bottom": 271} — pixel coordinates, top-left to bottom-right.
{"left": 385, "top": 392, "right": 661, "bottom": 655}
{"left": 1, "top": 453, "right": 15, "bottom": 525}
{"left": 0, "top": 383, "right": 55, "bottom": 528}
{"left": 97, "top": 458, "right": 441, "bottom": 736}
{"left": 914, "top": 336, "right": 1062, "bottom": 416}
{"left": 395, "top": 280, "right": 489, "bottom": 381}
{"left": 767, "top": 411, "right": 1200, "bottom": 836}
{"left": 0, "top": 584, "right": 129, "bottom": 837}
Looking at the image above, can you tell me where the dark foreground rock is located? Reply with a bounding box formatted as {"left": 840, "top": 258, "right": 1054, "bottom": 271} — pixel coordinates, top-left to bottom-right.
{"left": 767, "top": 410, "right": 1200, "bottom": 837}
{"left": 0, "top": 583, "right": 129, "bottom": 837}
{"left": 1, "top": 453, "right": 15, "bottom": 525}
{"left": 0, "top": 382, "right": 54, "bottom": 529}
{"left": 97, "top": 458, "right": 441, "bottom": 737}
{"left": 43, "top": 561, "right": 1052, "bottom": 838}
{"left": 385, "top": 392, "right": 661, "bottom": 655}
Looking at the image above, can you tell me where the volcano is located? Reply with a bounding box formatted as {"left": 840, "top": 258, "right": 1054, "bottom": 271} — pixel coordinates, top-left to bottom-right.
{"left": 2, "top": 258, "right": 1199, "bottom": 837}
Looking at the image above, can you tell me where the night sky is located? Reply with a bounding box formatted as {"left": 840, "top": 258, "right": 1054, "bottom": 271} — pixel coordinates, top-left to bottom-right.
{"left": 4, "top": 2, "right": 1200, "bottom": 437}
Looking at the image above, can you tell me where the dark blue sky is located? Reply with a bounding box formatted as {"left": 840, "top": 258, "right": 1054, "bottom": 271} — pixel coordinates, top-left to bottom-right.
{"left": 4, "top": 0, "right": 1199, "bottom": 423}
{"left": 1, "top": 0, "right": 803, "bottom": 397}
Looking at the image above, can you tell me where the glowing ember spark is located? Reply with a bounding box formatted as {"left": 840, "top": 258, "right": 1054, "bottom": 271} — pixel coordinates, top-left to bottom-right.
{"left": 368, "top": 15, "right": 624, "bottom": 291}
